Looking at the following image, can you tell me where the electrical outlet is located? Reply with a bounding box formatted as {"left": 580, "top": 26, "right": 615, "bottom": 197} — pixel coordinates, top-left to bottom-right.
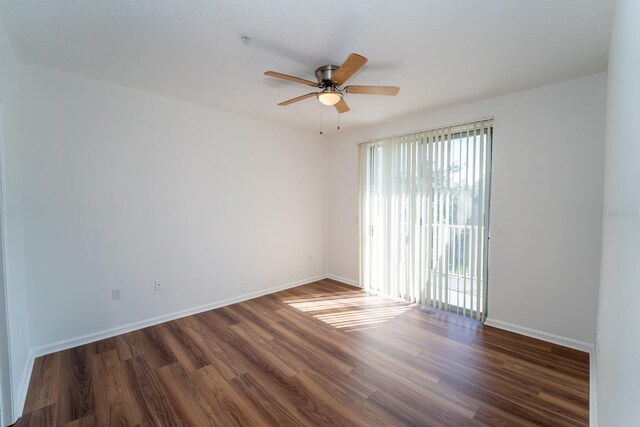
{"left": 154, "top": 280, "right": 164, "bottom": 291}
{"left": 112, "top": 287, "right": 122, "bottom": 300}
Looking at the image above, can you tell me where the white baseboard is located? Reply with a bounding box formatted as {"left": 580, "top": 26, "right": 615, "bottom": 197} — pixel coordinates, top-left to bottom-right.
{"left": 13, "top": 348, "right": 35, "bottom": 424}
{"left": 590, "top": 351, "right": 597, "bottom": 427}
{"left": 325, "top": 274, "right": 361, "bottom": 288}
{"left": 483, "top": 318, "right": 594, "bottom": 353}
{"left": 16, "top": 273, "right": 327, "bottom": 418}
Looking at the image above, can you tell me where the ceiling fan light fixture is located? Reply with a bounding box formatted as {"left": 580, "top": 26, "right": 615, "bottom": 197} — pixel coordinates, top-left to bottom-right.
{"left": 265, "top": 53, "right": 398, "bottom": 114}
{"left": 317, "top": 90, "right": 342, "bottom": 106}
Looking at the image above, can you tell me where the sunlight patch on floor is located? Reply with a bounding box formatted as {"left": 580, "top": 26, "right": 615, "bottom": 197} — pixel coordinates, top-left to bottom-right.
{"left": 280, "top": 290, "right": 414, "bottom": 331}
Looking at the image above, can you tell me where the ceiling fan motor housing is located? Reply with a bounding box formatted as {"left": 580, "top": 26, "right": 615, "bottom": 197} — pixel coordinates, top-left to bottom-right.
{"left": 315, "top": 65, "right": 340, "bottom": 87}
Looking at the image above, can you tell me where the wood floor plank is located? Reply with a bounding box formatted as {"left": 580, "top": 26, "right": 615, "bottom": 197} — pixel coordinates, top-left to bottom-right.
{"left": 229, "top": 322, "right": 303, "bottom": 376}
{"left": 298, "top": 368, "right": 396, "bottom": 427}
{"left": 122, "top": 356, "right": 182, "bottom": 427}
{"left": 19, "top": 280, "right": 590, "bottom": 426}
{"left": 135, "top": 327, "right": 177, "bottom": 370}
{"left": 365, "top": 388, "right": 469, "bottom": 427}
{"left": 222, "top": 304, "right": 276, "bottom": 341}
{"left": 298, "top": 358, "right": 375, "bottom": 400}
{"left": 56, "top": 346, "right": 94, "bottom": 425}
{"left": 353, "top": 363, "right": 477, "bottom": 425}
{"left": 156, "top": 362, "right": 222, "bottom": 426}
{"left": 538, "top": 389, "right": 590, "bottom": 418}
{"left": 15, "top": 403, "right": 56, "bottom": 427}
{"left": 471, "top": 403, "right": 539, "bottom": 427}
{"left": 218, "top": 337, "right": 326, "bottom": 417}
{"left": 91, "top": 349, "right": 140, "bottom": 426}
{"left": 251, "top": 294, "right": 289, "bottom": 312}
{"left": 113, "top": 332, "right": 142, "bottom": 362}
{"left": 190, "top": 365, "right": 270, "bottom": 427}
{"left": 438, "top": 372, "right": 582, "bottom": 426}
{"left": 247, "top": 312, "right": 356, "bottom": 374}
{"left": 23, "top": 352, "right": 60, "bottom": 413}
{"left": 290, "top": 371, "right": 371, "bottom": 427}
{"left": 230, "top": 373, "right": 309, "bottom": 426}
{"left": 272, "top": 309, "right": 362, "bottom": 369}
{"left": 62, "top": 414, "right": 97, "bottom": 427}
{"left": 156, "top": 320, "right": 210, "bottom": 372}
{"left": 86, "top": 337, "right": 117, "bottom": 356}
{"left": 180, "top": 315, "right": 247, "bottom": 380}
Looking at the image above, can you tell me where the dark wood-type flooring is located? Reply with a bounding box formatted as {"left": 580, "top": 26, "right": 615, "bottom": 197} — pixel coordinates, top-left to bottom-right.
{"left": 18, "top": 279, "right": 590, "bottom": 426}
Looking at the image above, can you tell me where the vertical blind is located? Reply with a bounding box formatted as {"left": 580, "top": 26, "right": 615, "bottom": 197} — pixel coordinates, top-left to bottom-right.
{"left": 359, "top": 119, "right": 493, "bottom": 320}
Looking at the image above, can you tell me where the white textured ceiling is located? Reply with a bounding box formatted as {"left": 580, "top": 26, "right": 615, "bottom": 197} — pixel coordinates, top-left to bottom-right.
{"left": 0, "top": 0, "right": 614, "bottom": 133}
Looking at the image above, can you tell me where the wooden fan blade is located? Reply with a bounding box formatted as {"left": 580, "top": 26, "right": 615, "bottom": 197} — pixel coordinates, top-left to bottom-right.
{"left": 277, "top": 92, "right": 318, "bottom": 106}
{"left": 345, "top": 85, "right": 400, "bottom": 96}
{"left": 264, "top": 71, "right": 318, "bottom": 87}
{"left": 332, "top": 53, "right": 368, "bottom": 84}
{"left": 334, "top": 98, "right": 350, "bottom": 114}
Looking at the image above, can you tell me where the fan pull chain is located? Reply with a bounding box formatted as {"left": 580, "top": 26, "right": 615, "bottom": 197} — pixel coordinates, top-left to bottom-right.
{"left": 320, "top": 112, "right": 323, "bottom": 135}
{"left": 337, "top": 113, "right": 341, "bottom": 130}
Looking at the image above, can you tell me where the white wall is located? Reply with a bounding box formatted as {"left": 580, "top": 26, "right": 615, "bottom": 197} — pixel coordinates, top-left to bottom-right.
{"left": 328, "top": 73, "right": 606, "bottom": 346}
{"left": 0, "top": 22, "right": 30, "bottom": 423}
{"left": 18, "top": 64, "right": 327, "bottom": 351}
{"left": 596, "top": 0, "right": 640, "bottom": 424}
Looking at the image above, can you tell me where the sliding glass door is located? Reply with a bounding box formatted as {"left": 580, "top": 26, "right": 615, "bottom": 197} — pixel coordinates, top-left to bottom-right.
{"left": 359, "top": 120, "right": 493, "bottom": 320}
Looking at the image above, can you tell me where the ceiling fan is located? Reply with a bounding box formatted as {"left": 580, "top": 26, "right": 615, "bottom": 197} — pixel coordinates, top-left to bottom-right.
{"left": 264, "top": 53, "right": 399, "bottom": 113}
